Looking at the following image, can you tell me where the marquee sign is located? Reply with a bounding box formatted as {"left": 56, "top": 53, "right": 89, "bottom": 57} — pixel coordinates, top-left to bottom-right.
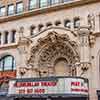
{"left": 8, "top": 77, "right": 89, "bottom": 96}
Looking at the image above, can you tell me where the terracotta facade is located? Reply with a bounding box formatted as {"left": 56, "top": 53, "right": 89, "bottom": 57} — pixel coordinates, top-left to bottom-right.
{"left": 0, "top": 0, "right": 100, "bottom": 100}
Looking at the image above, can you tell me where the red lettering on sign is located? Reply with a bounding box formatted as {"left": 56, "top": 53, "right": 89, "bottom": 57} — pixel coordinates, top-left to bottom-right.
{"left": 71, "top": 88, "right": 88, "bottom": 93}
{"left": 14, "top": 82, "right": 40, "bottom": 87}
{"left": 41, "top": 82, "right": 56, "bottom": 86}
{"left": 18, "top": 89, "right": 25, "bottom": 94}
{"left": 27, "top": 89, "right": 33, "bottom": 94}
{"left": 71, "top": 82, "right": 80, "bottom": 86}
{"left": 14, "top": 81, "right": 56, "bottom": 87}
{"left": 34, "top": 89, "right": 45, "bottom": 93}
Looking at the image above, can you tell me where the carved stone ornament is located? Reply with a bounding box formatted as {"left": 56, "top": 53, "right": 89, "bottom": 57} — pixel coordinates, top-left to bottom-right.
{"left": 89, "top": 33, "right": 96, "bottom": 47}
{"left": 27, "top": 31, "right": 79, "bottom": 68}
{"left": 87, "top": 14, "right": 95, "bottom": 31}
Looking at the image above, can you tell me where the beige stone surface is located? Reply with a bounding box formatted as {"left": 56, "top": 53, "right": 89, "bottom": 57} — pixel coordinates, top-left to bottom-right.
{"left": 0, "top": 0, "right": 100, "bottom": 100}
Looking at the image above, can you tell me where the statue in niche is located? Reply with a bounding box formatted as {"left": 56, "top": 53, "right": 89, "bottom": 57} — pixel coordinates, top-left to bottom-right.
{"left": 87, "top": 14, "right": 95, "bottom": 31}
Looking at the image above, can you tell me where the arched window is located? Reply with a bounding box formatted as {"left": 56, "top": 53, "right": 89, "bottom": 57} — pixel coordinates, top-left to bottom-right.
{"left": 46, "top": 22, "right": 52, "bottom": 27}
{"left": 74, "top": 17, "right": 80, "bottom": 28}
{"left": 11, "top": 30, "right": 16, "bottom": 43}
{"left": 4, "top": 31, "right": 9, "bottom": 44}
{"left": 30, "top": 25, "right": 36, "bottom": 35}
{"left": 0, "top": 55, "right": 16, "bottom": 71}
{"left": 38, "top": 24, "right": 44, "bottom": 32}
{"left": 64, "top": 19, "right": 71, "bottom": 28}
{"left": 55, "top": 20, "right": 61, "bottom": 26}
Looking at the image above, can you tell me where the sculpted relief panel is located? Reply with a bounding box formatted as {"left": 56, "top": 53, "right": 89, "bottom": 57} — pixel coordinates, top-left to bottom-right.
{"left": 27, "top": 31, "right": 79, "bottom": 71}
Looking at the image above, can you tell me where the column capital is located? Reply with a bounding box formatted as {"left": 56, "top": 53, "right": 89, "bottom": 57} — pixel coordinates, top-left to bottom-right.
{"left": 78, "top": 26, "right": 90, "bottom": 36}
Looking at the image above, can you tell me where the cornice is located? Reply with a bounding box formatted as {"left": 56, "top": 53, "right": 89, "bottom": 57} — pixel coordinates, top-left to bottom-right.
{"left": 94, "top": 32, "right": 100, "bottom": 37}
{"left": 0, "top": 0, "right": 99, "bottom": 23}
{"left": 0, "top": 43, "right": 18, "bottom": 50}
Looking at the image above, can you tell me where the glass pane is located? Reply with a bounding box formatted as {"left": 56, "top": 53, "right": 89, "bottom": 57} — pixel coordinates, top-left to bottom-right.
{"left": 13, "top": 59, "right": 16, "bottom": 70}
{"left": 16, "top": 2, "right": 23, "bottom": 13}
{"left": 51, "top": 0, "right": 60, "bottom": 4}
{"left": 0, "top": 33, "right": 1, "bottom": 44}
{"left": 8, "top": 4, "right": 14, "bottom": 15}
{"left": 74, "top": 19, "right": 80, "bottom": 28}
{"left": 64, "top": 0, "right": 73, "bottom": 2}
{"left": 4, "top": 32, "right": 8, "bottom": 44}
{"left": 40, "top": 0, "right": 48, "bottom": 7}
{"left": 0, "top": 7, "right": 5, "bottom": 16}
{"left": 4, "top": 56, "right": 13, "bottom": 70}
{"left": 0, "top": 60, "right": 3, "bottom": 71}
{"left": 64, "top": 20, "right": 71, "bottom": 28}
{"left": 29, "top": 0, "right": 37, "bottom": 9}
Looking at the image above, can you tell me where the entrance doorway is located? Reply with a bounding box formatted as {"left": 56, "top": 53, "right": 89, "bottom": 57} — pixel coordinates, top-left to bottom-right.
{"left": 54, "top": 58, "right": 70, "bottom": 76}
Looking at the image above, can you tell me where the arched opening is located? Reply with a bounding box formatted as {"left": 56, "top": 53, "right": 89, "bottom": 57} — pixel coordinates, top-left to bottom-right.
{"left": 0, "top": 55, "right": 16, "bottom": 95}
{"left": 54, "top": 58, "right": 70, "bottom": 76}
{"left": 0, "top": 55, "right": 16, "bottom": 71}
{"left": 29, "top": 31, "right": 79, "bottom": 78}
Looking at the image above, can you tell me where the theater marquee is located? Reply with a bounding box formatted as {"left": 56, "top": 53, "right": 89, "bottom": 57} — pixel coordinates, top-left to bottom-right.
{"left": 8, "top": 77, "right": 89, "bottom": 96}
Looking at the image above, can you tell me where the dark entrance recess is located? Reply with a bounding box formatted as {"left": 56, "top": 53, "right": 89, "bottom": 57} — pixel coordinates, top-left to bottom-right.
{"left": 14, "top": 97, "right": 87, "bottom": 100}
{"left": 97, "top": 90, "right": 100, "bottom": 100}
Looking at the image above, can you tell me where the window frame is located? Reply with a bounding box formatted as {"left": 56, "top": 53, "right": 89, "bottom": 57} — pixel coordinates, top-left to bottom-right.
{"left": 30, "top": 25, "right": 36, "bottom": 35}
{"left": 64, "top": 19, "right": 71, "bottom": 28}
{"left": 0, "top": 33, "right": 1, "bottom": 45}
{"left": 29, "top": 0, "right": 37, "bottom": 10}
{"left": 50, "top": 0, "right": 60, "bottom": 5}
{"left": 74, "top": 17, "right": 80, "bottom": 28}
{"left": 11, "top": 30, "right": 16, "bottom": 43}
{"left": 38, "top": 24, "right": 44, "bottom": 32}
{"left": 0, "top": 6, "right": 6, "bottom": 16}
{"left": 39, "top": 0, "right": 48, "bottom": 8}
{"left": 63, "top": 0, "right": 73, "bottom": 3}
{"left": 16, "top": 2, "right": 24, "bottom": 14}
{"left": 0, "top": 55, "right": 16, "bottom": 71}
{"left": 7, "top": 4, "right": 15, "bottom": 15}
{"left": 4, "top": 31, "right": 9, "bottom": 44}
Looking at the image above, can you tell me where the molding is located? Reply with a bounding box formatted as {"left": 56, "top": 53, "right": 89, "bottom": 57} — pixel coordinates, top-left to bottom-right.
{"left": 0, "top": 43, "right": 18, "bottom": 50}
{"left": 94, "top": 32, "right": 100, "bottom": 37}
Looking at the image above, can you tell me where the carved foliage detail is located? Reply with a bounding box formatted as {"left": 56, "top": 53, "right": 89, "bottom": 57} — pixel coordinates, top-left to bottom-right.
{"left": 27, "top": 31, "right": 79, "bottom": 68}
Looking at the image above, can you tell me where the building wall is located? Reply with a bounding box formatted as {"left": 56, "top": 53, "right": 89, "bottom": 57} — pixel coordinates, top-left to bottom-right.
{"left": 0, "top": 0, "right": 100, "bottom": 100}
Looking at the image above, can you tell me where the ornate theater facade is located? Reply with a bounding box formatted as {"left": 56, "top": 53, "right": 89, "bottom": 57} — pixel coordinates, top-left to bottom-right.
{"left": 0, "top": 0, "right": 100, "bottom": 100}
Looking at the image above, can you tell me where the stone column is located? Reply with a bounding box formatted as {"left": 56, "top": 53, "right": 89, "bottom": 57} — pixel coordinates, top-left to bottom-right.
{"left": 79, "top": 27, "right": 90, "bottom": 63}
{"left": 95, "top": 14, "right": 100, "bottom": 32}
{"left": 48, "top": 66, "right": 55, "bottom": 76}
{"left": 1, "top": 32, "right": 4, "bottom": 45}
{"left": 16, "top": 30, "right": 20, "bottom": 43}
{"left": 2, "top": 31, "right": 6, "bottom": 44}
{"left": 78, "top": 26, "right": 91, "bottom": 77}
{"left": 8, "top": 30, "right": 12, "bottom": 44}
